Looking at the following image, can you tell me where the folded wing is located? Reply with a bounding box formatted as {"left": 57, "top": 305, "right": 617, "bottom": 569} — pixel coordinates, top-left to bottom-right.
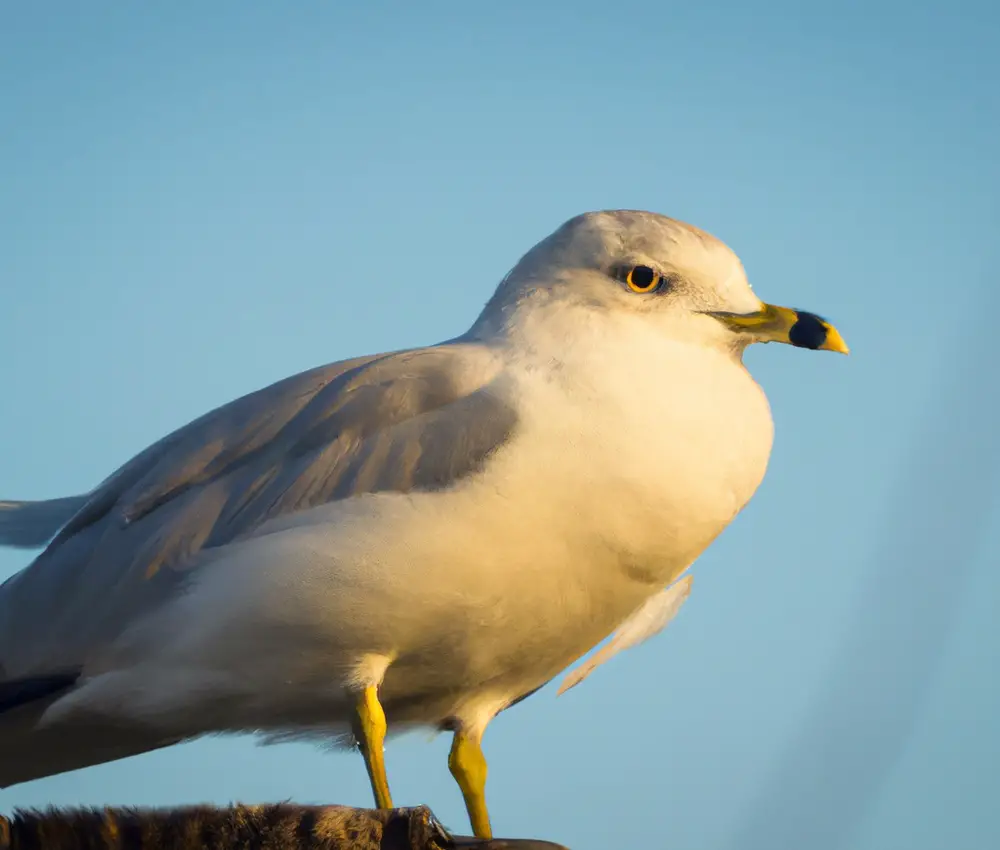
{"left": 0, "top": 342, "right": 516, "bottom": 682}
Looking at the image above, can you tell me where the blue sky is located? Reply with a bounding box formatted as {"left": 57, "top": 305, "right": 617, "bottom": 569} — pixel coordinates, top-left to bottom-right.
{"left": 1, "top": 2, "right": 997, "bottom": 848}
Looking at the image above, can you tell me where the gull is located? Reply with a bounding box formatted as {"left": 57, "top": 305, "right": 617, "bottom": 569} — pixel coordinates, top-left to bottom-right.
{"left": 0, "top": 210, "right": 847, "bottom": 838}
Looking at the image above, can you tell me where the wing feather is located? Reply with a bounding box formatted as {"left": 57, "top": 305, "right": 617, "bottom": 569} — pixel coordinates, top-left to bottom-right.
{"left": 0, "top": 342, "right": 515, "bottom": 680}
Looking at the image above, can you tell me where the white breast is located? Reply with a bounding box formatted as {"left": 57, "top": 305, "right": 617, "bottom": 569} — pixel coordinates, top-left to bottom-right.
{"left": 496, "top": 307, "right": 776, "bottom": 588}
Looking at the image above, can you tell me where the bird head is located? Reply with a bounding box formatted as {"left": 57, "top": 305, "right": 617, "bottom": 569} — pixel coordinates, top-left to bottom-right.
{"left": 475, "top": 210, "right": 848, "bottom": 357}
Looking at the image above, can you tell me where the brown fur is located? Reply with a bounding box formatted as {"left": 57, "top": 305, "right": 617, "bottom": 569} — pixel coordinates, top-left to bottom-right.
{"left": 0, "top": 804, "right": 454, "bottom": 850}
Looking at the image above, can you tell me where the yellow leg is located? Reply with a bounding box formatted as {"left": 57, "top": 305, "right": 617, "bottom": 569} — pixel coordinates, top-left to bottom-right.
{"left": 354, "top": 685, "right": 393, "bottom": 809}
{"left": 448, "top": 730, "right": 492, "bottom": 839}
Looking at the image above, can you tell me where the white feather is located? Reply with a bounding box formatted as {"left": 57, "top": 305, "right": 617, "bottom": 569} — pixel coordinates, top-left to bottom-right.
{"left": 558, "top": 573, "right": 693, "bottom": 695}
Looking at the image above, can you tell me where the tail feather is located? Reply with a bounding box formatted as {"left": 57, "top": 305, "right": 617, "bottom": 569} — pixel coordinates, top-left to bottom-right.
{"left": 0, "top": 698, "right": 185, "bottom": 788}
{"left": 0, "top": 495, "right": 88, "bottom": 549}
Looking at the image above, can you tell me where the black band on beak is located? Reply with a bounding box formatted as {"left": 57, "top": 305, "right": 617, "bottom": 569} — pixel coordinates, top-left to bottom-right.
{"left": 788, "top": 312, "right": 830, "bottom": 350}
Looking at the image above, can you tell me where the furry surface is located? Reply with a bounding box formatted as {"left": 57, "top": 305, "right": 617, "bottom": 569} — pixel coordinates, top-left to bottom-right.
{"left": 0, "top": 803, "right": 566, "bottom": 850}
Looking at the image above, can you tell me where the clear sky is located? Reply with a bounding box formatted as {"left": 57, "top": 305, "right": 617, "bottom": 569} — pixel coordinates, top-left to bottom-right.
{"left": 1, "top": 2, "right": 997, "bottom": 848}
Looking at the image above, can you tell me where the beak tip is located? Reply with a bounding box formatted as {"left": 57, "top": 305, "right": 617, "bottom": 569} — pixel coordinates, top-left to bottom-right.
{"left": 823, "top": 328, "right": 850, "bottom": 355}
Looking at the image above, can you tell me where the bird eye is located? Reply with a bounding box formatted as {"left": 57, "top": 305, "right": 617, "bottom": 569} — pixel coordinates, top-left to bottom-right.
{"left": 624, "top": 265, "right": 662, "bottom": 293}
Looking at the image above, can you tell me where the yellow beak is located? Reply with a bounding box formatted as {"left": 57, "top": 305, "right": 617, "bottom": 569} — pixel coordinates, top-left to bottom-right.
{"left": 707, "top": 303, "right": 849, "bottom": 354}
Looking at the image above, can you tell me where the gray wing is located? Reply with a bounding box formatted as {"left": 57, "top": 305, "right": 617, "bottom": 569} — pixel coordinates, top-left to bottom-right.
{"left": 557, "top": 573, "right": 693, "bottom": 694}
{"left": 0, "top": 342, "right": 516, "bottom": 680}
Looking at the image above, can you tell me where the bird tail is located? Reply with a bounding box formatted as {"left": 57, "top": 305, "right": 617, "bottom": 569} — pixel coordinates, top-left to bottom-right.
{"left": 0, "top": 495, "right": 88, "bottom": 549}
{"left": 0, "top": 696, "right": 183, "bottom": 788}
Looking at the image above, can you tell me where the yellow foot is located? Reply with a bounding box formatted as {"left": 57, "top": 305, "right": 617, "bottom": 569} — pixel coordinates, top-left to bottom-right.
{"left": 449, "top": 730, "right": 492, "bottom": 839}
{"left": 354, "top": 685, "right": 393, "bottom": 809}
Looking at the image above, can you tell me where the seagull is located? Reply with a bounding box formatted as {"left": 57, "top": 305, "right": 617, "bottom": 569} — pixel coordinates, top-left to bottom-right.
{"left": 0, "top": 210, "right": 847, "bottom": 838}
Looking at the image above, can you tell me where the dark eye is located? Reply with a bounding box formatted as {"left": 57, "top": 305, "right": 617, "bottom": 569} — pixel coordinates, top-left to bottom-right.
{"left": 624, "top": 264, "right": 662, "bottom": 293}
